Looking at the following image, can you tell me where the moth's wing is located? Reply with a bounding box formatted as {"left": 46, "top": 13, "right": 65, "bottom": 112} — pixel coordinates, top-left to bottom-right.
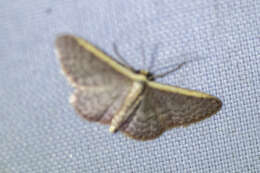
{"left": 55, "top": 34, "right": 133, "bottom": 124}
{"left": 70, "top": 85, "right": 131, "bottom": 124}
{"left": 119, "top": 95, "right": 165, "bottom": 140}
{"left": 55, "top": 34, "right": 132, "bottom": 88}
{"left": 146, "top": 82, "right": 222, "bottom": 129}
{"left": 120, "top": 82, "right": 222, "bottom": 140}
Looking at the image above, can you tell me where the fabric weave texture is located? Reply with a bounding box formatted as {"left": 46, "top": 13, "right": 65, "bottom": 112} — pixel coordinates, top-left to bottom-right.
{"left": 0, "top": 0, "right": 259, "bottom": 172}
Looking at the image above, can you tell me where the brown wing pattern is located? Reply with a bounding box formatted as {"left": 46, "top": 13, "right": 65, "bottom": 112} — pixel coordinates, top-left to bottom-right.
{"left": 70, "top": 84, "right": 131, "bottom": 124}
{"left": 56, "top": 34, "right": 222, "bottom": 141}
{"left": 120, "top": 86, "right": 222, "bottom": 140}
{"left": 119, "top": 95, "right": 165, "bottom": 140}
{"left": 147, "top": 87, "right": 222, "bottom": 129}
{"left": 55, "top": 35, "right": 133, "bottom": 125}
{"left": 55, "top": 35, "right": 129, "bottom": 88}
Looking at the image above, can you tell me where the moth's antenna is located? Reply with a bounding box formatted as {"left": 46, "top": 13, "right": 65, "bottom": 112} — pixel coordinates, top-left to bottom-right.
{"left": 148, "top": 44, "right": 159, "bottom": 71}
{"left": 140, "top": 41, "right": 147, "bottom": 69}
{"left": 113, "top": 43, "right": 132, "bottom": 67}
{"left": 153, "top": 62, "right": 187, "bottom": 79}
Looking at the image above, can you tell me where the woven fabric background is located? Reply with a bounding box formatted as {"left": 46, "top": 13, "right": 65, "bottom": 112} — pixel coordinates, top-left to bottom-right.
{"left": 1, "top": 0, "right": 259, "bottom": 172}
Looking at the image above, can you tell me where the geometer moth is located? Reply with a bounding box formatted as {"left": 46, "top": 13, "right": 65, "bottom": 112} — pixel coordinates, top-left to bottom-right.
{"left": 55, "top": 35, "right": 222, "bottom": 141}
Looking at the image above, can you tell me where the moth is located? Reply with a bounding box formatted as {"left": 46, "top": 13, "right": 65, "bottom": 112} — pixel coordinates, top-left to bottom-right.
{"left": 55, "top": 34, "right": 222, "bottom": 141}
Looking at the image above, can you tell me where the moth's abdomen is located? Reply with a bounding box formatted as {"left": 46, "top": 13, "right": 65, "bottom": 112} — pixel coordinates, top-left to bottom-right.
{"left": 109, "top": 81, "right": 144, "bottom": 133}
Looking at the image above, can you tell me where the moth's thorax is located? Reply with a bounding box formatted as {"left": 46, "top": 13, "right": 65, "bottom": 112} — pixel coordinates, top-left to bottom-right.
{"left": 109, "top": 81, "right": 145, "bottom": 133}
{"left": 134, "top": 70, "right": 154, "bottom": 82}
{"left": 139, "top": 70, "right": 149, "bottom": 76}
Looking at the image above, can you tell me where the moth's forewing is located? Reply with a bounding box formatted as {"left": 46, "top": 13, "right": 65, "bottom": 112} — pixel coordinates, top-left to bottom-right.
{"left": 55, "top": 35, "right": 132, "bottom": 88}
{"left": 147, "top": 82, "right": 222, "bottom": 127}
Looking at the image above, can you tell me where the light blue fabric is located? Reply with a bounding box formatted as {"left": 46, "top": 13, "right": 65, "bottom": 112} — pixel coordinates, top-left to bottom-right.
{"left": 0, "top": 0, "right": 259, "bottom": 172}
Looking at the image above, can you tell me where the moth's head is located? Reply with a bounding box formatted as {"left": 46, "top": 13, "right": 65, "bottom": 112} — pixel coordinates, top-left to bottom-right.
{"left": 135, "top": 70, "right": 155, "bottom": 81}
